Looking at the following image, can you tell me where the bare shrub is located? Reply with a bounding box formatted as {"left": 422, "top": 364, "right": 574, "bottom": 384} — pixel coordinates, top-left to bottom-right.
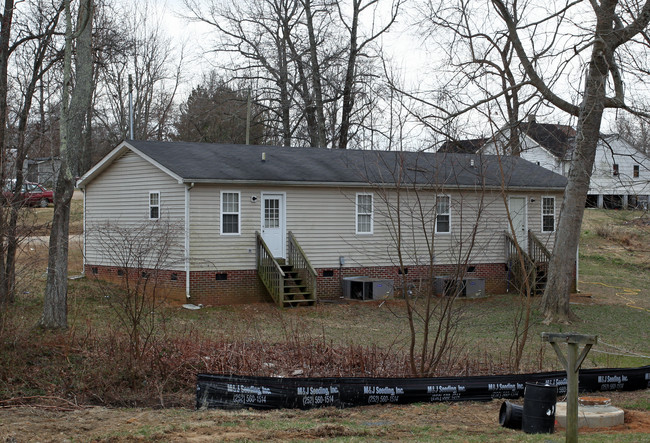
{"left": 596, "top": 224, "right": 639, "bottom": 248}
{"left": 0, "top": 307, "right": 552, "bottom": 408}
{"left": 367, "top": 153, "right": 484, "bottom": 377}
{"left": 88, "top": 219, "right": 182, "bottom": 362}
{"left": 595, "top": 225, "right": 615, "bottom": 241}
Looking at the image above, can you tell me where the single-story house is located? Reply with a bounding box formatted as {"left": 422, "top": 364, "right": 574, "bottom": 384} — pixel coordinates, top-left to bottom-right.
{"left": 77, "top": 140, "right": 568, "bottom": 306}
{"left": 476, "top": 120, "right": 650, "bottom": 209}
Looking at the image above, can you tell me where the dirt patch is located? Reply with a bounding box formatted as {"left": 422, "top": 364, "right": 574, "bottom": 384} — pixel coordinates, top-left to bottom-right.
{"left": 569, "top": 293, "right": 595, "bottom": 304}
{"left": 557, "top": 410, "right": 650, "bottom": 435}
{"left": 1, "top": 390, "right": 648, "bottom": 442}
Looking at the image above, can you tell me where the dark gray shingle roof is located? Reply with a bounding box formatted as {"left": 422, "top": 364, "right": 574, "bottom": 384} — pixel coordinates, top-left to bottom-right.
{"left": 127, "top": 140, "right": 567, "bottom": 189}
{"left": 521, "top": 121, "right": 576, "bottom": 159}
{"left": 438, "top": 138, "right": 489, "bottom": 154}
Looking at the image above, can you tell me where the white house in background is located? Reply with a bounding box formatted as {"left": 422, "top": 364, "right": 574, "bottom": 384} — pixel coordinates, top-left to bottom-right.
{"left": 474, "top": 120, "right": 650, "bottom": 209}
{"left": 588, "top": 134, "right": 650, "bottom": 209}
{"left": 77, "top": 140, "right": 569, "bottom": 307}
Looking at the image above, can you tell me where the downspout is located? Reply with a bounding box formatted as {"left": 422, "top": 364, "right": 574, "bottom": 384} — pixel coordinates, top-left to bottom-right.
{"left": 185, "top": 182, "right": 194, "bottom": 299}
{"left": 82, "top": 187, "right": 86, "bottom": 275}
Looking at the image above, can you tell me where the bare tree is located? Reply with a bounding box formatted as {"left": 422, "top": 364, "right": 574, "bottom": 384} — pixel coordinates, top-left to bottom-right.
{"left": 40, "top": 0, "right": 95, "bottom": 329}
{"left": 301, "top": 0, "right": 327, "bottom": 147}
{"left": 183, "top": 0, "right": 401, "bottom": 149}
{"left": 346, "top": 85, "right": 488, "bottom": 375}
{"left": 490, "top": 0, "right": 650, "bottom": 323}
{"left": 184, "top": 0, "right": 299, "bottom": 146}
{"left": 94, "top": 0, "right": 184, "bottom": 149}
{"left": 414, "top": 0, "right": 650, "bottom": 323}
{"left": 2, "top": 1, "right": 63, "bottom": 305}
{"left": 0, "top": 0, "right": 14, "bottom": 188}
{"left": 0, "top": 0, "right": 64, "bottom": 306}
{"left": 616, "top": 113, "right": 650, "bottom": 154}
{"left": 0, "top": 0, "right": 16, "bottom": 307}
{"left": 336, "top": 0, "right": 403, "bottom": 149}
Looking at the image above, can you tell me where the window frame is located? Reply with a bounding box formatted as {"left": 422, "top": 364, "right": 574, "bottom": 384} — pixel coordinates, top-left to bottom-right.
{"left": 435, "top": 195, "right": 451, "bottom": 234}
{"left": 633, "top": 164, "right": 640, "bottom": 178}
{"left": 220, "top": 191, "right": 241, "bottom": 235}
{"left": 149, "top": 191, "right": 160, "bottom": 220}
{"left": 613, "top": 163, "right": 619, "bottom": 176}
{"left": 355, "top": 192, "right": 373, "bottom": 235}
{"left": 541, "top": 196, "right": 556, "bottom": 233}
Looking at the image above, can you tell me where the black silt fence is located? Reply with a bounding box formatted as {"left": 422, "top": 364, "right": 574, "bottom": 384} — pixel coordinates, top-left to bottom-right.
{"left": 196, "top": 365, "right": 650, "bottom": 410}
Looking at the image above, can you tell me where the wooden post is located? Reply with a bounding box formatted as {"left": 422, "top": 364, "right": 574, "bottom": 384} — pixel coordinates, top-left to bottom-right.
{"left": 541, "top": 332, "right": 597, "bottom": 443}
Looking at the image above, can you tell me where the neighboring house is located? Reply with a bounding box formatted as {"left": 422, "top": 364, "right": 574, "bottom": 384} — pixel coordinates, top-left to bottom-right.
{"left": 588, "top": 134, "right": 650, "bottom": 209}
{"left": 480, "top": 120, "right": 650, "bottom": 209}
{"left": 77, "top": 140, "right": 568, "bottom": 306}
{"left": 438, "top": 138, "right": 488, "bottom": 154}
{"left": 23, "top": 156, "right": 61, "bottom": 187}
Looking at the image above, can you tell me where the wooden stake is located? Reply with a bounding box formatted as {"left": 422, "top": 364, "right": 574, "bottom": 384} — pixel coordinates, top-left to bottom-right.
{"left": 542, "top": 332, "right": 597, "bottom": 443}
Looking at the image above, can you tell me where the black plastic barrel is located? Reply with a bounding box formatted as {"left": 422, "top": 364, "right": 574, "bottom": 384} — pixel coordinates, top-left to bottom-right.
{"left": 499, "top": 401, "right": 523, "bottom": 429}
{"left": 522, "top": 382, "right": 557, "bottom": 434}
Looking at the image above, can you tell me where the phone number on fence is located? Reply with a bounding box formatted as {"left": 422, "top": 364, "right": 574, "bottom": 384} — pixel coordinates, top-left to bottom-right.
{"left": 232, "top": 394, "right": 267, "bottom": 404}
{"left": 367, "top": 395, "right": 400, "bottom": 404}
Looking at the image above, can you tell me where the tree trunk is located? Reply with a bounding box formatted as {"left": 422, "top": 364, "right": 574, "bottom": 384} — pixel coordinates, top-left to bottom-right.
{"left": 41, "top": 175, "right": 73, "bottom": 328}
{"left": 281, "top": 15, "right": 319, "bottom": 147}
{"left": 0, "top": 0, "right": 13, "bottom": 164}
{"left": 541, "top": 6, "right": 612, "bottom": 324}
{"left": 338, "top": 0, "right": 359, "bottom": 150}
{"left": 303, "top": 0, "right": 326, "bottom": 148}
{"left": 278, "top": 33, "right": 291, "bottom": 147}
{"left": 40, "top": 0, "right": 94, "bottom": 329}
{"left": 0, "top": 0, "right": 15, "bottom": 306}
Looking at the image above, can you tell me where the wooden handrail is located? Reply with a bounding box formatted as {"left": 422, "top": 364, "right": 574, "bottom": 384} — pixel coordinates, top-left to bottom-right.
{"left": 256, "top": 232, "right": 285, "bottom": 276}
{"left": 288, "top": 231, "right": 317, "bottom": 276}
{"left": 528, "top": 230, "right": 551, "bottom": 263}
{"left": 288, "top": 231, "right": 317, "bottom": 301}
{"left": 256, "top": 231, "right": 285, "bottom": 306}
{"left": 504, "top": 230, "right": 536, "bottom": 295}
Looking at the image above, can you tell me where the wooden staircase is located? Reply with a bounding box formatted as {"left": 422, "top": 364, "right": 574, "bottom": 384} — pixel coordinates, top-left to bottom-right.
{"left": 256, "top": 231, "right": 317, "bottom": 308}
{"left": 279, "top": 264, "right": 316, "bottom": 306}
{"left": 505, "top": 230, "right": 551, "bottom": 296}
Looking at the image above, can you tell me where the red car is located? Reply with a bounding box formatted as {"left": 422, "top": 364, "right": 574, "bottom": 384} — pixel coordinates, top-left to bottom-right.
{"left": 3, "top": 181, "right": 54, "bottom": 207}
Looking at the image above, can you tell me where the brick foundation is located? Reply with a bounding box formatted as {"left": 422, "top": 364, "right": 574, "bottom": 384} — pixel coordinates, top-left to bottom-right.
{"left": 188, "top": 269, "right": 269, "bottom": 305}
{"left": 84, "top": 264, "right": 188, "bottom": 305}
{"left": 85, "top": 265, "right": 270, "bottom": 305}
{"left": 86, "top": 262, "right": 511, "bottom": 306}
{"left": 315, "top": 263, "right": 508, "bottom": 299}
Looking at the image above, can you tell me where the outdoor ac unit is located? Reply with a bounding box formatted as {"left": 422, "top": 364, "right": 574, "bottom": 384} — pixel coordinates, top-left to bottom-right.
{"left": 342, "top": 276, "right": 393, "bottom": 300}
{"left": 435, "top": 276, "right": 485, "bottom": 298}
{"left": 464, "top": 278, "right": 485, "bottom": 297}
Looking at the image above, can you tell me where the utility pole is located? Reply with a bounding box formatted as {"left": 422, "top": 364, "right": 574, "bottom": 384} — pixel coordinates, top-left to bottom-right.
{"left": 128, "top": 74, "right": 134, "bottom": 140}
{"left": 245, "top": 89, "right": 251, "bottom": 145}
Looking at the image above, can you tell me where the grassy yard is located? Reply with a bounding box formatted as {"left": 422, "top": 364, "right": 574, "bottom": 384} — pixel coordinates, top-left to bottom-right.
{"left": 0, "top": 208, "right": 648, "bottom": 441}
{"left": 28, "top": 193, "right": 84, "bottom": 236}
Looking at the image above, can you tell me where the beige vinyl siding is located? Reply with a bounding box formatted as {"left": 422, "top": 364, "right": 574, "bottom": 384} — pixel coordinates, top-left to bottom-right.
{"left": 189, "top": 186, "right": 259, "bottom": 270}
{"left": 85, "top": 151, "right": 185, "bottom": 269}
{"left": 188, "top": 184, "right": 562, "bottom": 271}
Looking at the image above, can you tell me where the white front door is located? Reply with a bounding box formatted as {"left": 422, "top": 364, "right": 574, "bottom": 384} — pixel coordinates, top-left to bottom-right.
{"left": 509, "top": 196, "right": 527, "bottom": 250}
{"left": 261, "top": 193, "right": 285, "bottom": 258}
